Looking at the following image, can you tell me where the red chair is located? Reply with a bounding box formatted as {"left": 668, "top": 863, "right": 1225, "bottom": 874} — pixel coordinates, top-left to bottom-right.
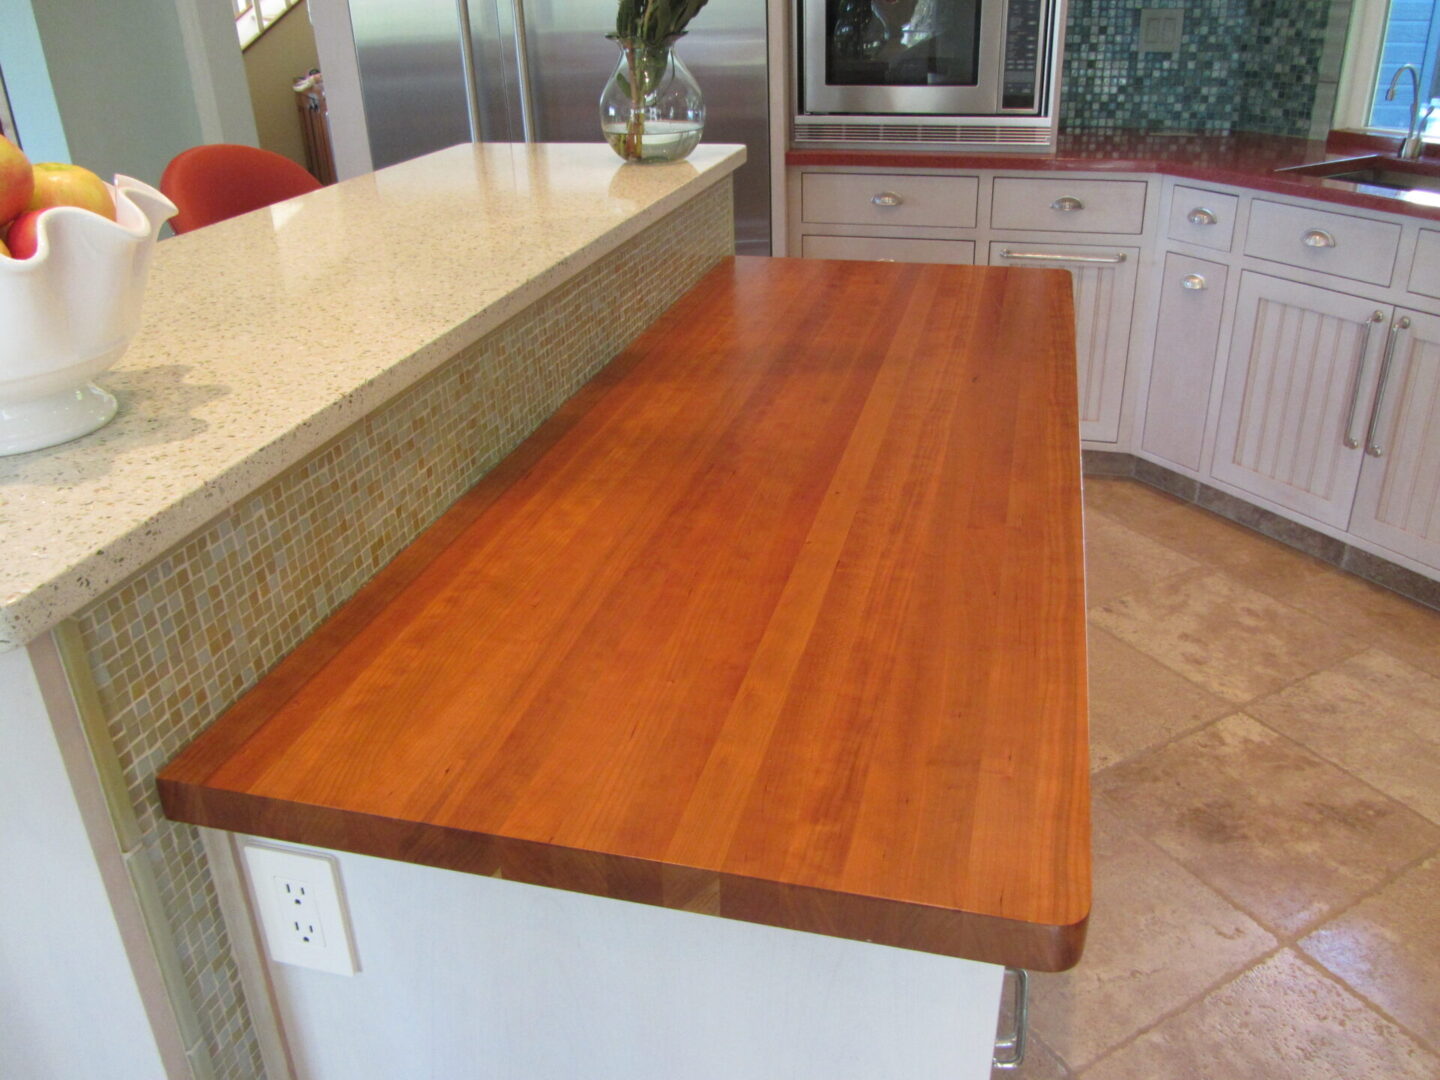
{"left": 160, "top": 144, "right": 323, "bottom": 234}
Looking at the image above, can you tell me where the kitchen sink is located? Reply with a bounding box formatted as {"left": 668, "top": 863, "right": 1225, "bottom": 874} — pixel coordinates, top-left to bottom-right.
{"left": 1277, "top": 154, "right": 1440, "bottom": 194}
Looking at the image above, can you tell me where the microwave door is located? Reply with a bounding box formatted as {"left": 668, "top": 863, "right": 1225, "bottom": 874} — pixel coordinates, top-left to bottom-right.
{"left": 802, "top": 0, "right": 1005, "bottom": 115}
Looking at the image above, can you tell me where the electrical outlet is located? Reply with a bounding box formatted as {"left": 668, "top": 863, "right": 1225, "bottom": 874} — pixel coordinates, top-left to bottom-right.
{"left": 275, "top": 877, "right": 328, "bottom": 949}
{"left": 242, "top": 843, "right": 358, "bottom": 975}
{"left": 1138, "top": 8, "right": 1183, "bottom": 54}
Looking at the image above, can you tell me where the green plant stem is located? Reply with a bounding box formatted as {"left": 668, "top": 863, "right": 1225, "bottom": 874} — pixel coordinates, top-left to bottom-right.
{"left": 624, "top": 43, "right": 645, "bottom": 159}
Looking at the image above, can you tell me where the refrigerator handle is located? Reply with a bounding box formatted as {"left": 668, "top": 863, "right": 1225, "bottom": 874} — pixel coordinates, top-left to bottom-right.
{"left": 454, "top": 0, "right": 484, "bottom": 142}
{"left": 455, "top": 0, "right": 483, "bottom": 142}
{"left": 511, "top": 0, "right": 538, "bottom": 141}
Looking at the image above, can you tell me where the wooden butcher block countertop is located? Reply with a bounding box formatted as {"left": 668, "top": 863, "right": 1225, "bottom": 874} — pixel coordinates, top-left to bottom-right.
{"left": 159, "top": 256, "right": 1091, "bottom": 972}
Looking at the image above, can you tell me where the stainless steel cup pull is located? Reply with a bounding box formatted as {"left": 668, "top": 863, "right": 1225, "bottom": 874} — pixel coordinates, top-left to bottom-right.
{"left": 1181, "top": 274, "right": 1207, "bottom": 290}
{"left": 871, "top": 191, "right": 903, "bottom": 207}
{"left": 993, "top": 968, "right": 1029, "bottom": 1070}
{"left": 1050, "top": 196, "right": 1084, "bottom": 212}
{"left": 1187, "top": 207, "right": 1219, "bottom": 226}
{"left": 1303, "top": 229, "right": 1338, "bottom": 248}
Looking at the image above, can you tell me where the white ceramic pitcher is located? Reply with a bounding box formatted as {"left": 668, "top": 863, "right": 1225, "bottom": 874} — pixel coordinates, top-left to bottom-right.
{"left": 0, "top": 176, "right": 177, "bottom": 456}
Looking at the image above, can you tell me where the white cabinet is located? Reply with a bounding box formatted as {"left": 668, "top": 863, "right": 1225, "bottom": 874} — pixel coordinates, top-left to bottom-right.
{"left": 788, "top": 166, "right": 1440, "bottom": 579}
{"left": 1244, "top": 199, "right": 1402, "bottom": 288}
{"left": 1210, "top": 273, "right": 1386, "bottom": 529}
{"left": 800, "top": 235, "right": 976, "bottom": 264}
{"left": 1350, "top": 308, "right": 1440, "bottom": 570}
{"left": 991, "top": 177, "right": 1147, "bottom": 234}
{"left": 1211, "top": 276, "right": 1440, "bottom": 570}
{"left": 1143, "top": 253, "right": 1229, "bottom": 471}
{"left": 801, "top": 173, "right": 980, "bottom": 229}
{"left": 1408, "top": 230, "right": 1440, "bottom": 299}
{"left": 989, "top": 241, "right": 1140, "bottom": 443}
{"left": 1166, "top": 186, "right": 1239, "bottom": 252}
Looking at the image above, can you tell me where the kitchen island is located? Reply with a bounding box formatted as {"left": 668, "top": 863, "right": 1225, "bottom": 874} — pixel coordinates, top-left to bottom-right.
{"left": 3, "top": 142, "right": 1088, "bottom": 1080}
{"left": 0, "top": 143, "right": 746, "bottom": 1080}
{"left": 156, "top": 254, "right": 1089, "bottom": 1079}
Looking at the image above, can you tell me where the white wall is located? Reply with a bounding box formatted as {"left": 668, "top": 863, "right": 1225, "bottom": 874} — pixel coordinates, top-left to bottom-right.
{"left": 0, "top": 645, "right": 171, "bottom": 1080}
{"left": 306, "top": 0, "right": 373, "bottom": 179}
{"left": 241, "top": 841, "right": 1005, "bottom": 1080}
{"left": 0, "top": 0, "right": 256, "bottom": 184}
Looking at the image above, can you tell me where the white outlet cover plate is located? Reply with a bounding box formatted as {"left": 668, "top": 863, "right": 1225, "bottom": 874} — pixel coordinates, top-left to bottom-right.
{"left": 242, "top": 841, "right": 359, "bottom": 976}
{"left": 1138, "top": 8, "right": 1183, "bottom": 53}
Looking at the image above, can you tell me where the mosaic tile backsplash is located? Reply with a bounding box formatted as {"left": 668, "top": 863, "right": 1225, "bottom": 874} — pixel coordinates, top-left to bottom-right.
{"left": 1060, "top": 0, "right": 1340, "bottom": 137}
{"left": 72, "top": 181, "right": 734, "bottom": 1080}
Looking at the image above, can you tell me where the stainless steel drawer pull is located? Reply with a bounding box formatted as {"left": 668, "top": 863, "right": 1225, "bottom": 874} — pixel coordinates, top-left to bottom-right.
{"left": 1365, "top": 316, "right": 1410, "bottom": 457}
{"left": 1050, "top": 196, "right": 1084, "bottom": 212}
{"left": 871, "top": 191, "right": 903, "bottom": 207}
{"left": 993, "top": 968, "right": 1029, "bottom": 1070}
{"left": 1187, "top": 207, "right": 1219, "bottom": 226}
{"left": 1343, "top": 311, "right": 1387, "bottom": 449}
{"left": 1302, "top": 229, "right": 1338, "bottom": 248}
{"left": 998, "top": 249, "right": 1126, "bottom": 265}
{"left": 1181, "top": 274, "right": 1207, "bottom": 290}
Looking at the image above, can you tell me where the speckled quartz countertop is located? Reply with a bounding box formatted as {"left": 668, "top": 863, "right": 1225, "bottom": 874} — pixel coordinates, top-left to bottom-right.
{"left": 0, "top": 142, "right": 745, "bottom": 652}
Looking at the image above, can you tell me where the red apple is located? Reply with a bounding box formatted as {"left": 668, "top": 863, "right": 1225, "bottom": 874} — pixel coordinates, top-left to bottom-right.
{"left": 27, "top": 161, "right": 114, "bottom": 220}
{"left": 4, "top": 208, "right": 45, "bottom": 259}
{"left": 0, "top": 135, "right": 32, "bottom": 226}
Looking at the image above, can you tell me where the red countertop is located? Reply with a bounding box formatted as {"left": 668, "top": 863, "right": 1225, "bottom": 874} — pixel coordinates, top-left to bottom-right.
{"left": 788, "top": 131, "right": 1440, "bottom": 222}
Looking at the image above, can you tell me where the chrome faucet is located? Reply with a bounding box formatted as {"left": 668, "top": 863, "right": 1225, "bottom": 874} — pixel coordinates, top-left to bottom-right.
{"left": 1385, "top": 63, "right": 1434, "bottom": 160}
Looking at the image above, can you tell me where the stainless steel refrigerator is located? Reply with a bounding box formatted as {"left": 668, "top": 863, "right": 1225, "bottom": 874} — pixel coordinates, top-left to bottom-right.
{"left": 344, "top": 0, "right": 770, "bottom": 254}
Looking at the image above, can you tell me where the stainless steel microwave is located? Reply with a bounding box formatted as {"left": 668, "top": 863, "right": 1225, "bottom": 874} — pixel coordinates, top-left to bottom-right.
{"left": 794, "top": 0, "right": 1064, "bottom": 149}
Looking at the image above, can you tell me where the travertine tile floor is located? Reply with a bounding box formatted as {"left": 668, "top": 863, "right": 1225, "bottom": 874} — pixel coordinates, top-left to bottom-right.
{"left": 993, "top": 476, "right": 1440, "bottom": 1079}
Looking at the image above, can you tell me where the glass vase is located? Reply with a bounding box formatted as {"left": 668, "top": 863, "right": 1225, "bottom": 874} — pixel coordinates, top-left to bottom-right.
{"left": 600, "top": 35, "right": 705, "bottom": 163}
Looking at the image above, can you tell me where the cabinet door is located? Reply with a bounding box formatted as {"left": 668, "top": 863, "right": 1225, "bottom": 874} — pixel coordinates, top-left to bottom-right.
{"left": 1142, "top": 253, "right": 1229, "bottom": 471}
{"left": 988, "top": 242, "right": 1140, "bottom": 443}
{"left": 1350, "top": 308, "right": 1440, "bottom": 571}
{"left": 1210, "top": 273, "right": 1388, "bottom": 528}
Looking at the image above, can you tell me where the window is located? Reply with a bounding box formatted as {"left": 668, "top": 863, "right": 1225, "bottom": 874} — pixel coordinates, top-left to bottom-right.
{"left": 1338, "top": 0, "right": 1440, "bottom": 135}
{"left": 232, "top": 0, "right": 302, "bottom": 49}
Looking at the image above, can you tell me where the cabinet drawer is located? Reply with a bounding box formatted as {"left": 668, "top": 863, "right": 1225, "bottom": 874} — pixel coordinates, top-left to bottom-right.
{"left": 1166, "top": 186, "right": 1238, "bottom": 251}
{"left": 1408, "top": 229, "right": 1440, "bottom": 299}
{"left": 800, "top": 235, "right": 976, "bottom": 264}
{"left": 990, "top": 178, "right": 1147, "bottom": 234}
{"left": 1243, "top": 199, "right": 1400, "bottom": 286}
{"left": 801, "top": 173, "right": 978, "bottom": 228}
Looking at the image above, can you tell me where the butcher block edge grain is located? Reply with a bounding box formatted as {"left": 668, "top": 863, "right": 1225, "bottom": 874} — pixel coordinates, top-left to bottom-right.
{"left": 158, "top": 256, "right": 1091, "bottom": 973}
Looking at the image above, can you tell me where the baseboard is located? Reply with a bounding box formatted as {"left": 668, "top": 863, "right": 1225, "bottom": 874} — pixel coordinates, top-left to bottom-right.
{"left": 1080, "top": 451, "right": 1440, "bottom": 613}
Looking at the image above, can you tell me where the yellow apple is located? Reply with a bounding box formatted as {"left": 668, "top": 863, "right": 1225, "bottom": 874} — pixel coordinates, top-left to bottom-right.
{"left": 27, "top": 162, "right": 115, "bottom": 221}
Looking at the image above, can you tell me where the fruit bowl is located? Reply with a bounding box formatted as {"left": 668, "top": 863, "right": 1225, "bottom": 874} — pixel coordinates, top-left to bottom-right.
{"left": 0, "top": 176, "right": 177, "bottom": 455}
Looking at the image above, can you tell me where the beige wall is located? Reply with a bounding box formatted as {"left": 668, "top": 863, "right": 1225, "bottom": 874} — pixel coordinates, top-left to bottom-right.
{"left": 242, "top": 1, "right": 319, "bottom": 170}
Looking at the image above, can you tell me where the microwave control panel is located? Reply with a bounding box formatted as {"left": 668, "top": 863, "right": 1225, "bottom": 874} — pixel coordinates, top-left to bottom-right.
{"left": 1002, "top": 0, "right": 1046, "bottom": 111}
